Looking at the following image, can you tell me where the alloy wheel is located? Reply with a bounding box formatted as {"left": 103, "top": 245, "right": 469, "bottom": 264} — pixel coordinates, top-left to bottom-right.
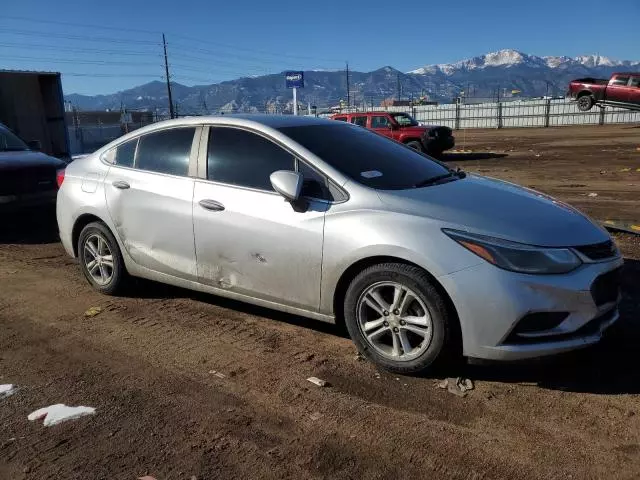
{"left": 356, "top": 281, "right": 433, "bottom": 361}
{"left": 82, "top": 233, "right": 114, "bottom": 286}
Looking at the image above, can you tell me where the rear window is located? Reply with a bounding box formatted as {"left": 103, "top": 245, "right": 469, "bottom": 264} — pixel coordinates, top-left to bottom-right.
{"left": 351, "top": 116, "right": 368, "bottom": 127}
{"left": 333, "top": 116, "right": 348, "bottom": 122}
{"left": 278, "top": 124, "right": 449, "bottom": 190}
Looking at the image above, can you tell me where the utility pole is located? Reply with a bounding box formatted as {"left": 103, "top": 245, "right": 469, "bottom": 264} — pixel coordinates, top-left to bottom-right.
{"left": 396, "top": 73, "right": 401, "bottom": 101}
{"left": 162, "top": 33, "right": 175, "bottom": 119}
{"left": 346, "top": 61, "right": 350, "bottom": 108}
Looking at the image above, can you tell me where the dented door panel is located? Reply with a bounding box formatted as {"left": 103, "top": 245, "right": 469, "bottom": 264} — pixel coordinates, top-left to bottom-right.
{"left": 105, "top": 167, "right": 197, "bottom": 280}
{"left": 193, "top": 181, "right": 327, "bottom": 311}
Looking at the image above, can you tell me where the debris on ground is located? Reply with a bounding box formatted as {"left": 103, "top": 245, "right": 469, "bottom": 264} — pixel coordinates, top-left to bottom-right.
{"left": 0, "top": 384, "right": 16, "bottom": 398}
{"left": 84, "top": 306, "right": 103, "bottom": 318}
{"left": 309, "top": 412, "right": 323, "bottom": 421}
{"left": 354, "top": 352, "right": 365, "bottom": 362}
{"left": 438, "top": 378, "right": 475, "bottom": 397}
{"left": 28, "top": 404, "right": 96, "bottom": 426}
{"left": 620, "top": 168, "right": 631, "bottom": 172}
{"left": 306, "top": 377, "right": 329, "bottom": 387}
{"left": 138, "top": 476, "right": 157, "bottom": 480}
{"left": 587, "top": 192, "right": 598, "bottom": 197}
{"left": 208, "top": 370, "right": 225, "bottom": 379}
{"left": 600, "top": 170, "right": 607, "bottom": 174}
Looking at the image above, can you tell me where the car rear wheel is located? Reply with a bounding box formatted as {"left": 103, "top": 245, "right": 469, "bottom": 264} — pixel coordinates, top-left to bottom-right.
{"left": 343, "top": 263, "right": 452, "bottom": 374}
{"left": 406, "top": 140, "right": 423, "bottom": 152}
{"left": 577, "top": 95, "right": 594, "bottom": 111}
{"left": 78, "top": 222, "right": 127, "bottom": 295}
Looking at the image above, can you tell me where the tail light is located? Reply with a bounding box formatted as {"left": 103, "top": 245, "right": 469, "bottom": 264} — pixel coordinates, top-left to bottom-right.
{"left": 56, "top": 169, "right": 65, "bottom": 188}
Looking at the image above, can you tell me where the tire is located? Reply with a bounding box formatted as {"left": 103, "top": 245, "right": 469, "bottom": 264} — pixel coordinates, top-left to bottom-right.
{"left": 343, "top": 262, "right": 453, "bottom": 375}
{"left": 77, "top": 221, "right": 128, "bottom": 295}
{"left": 577, "top": 94, "right": 594, "bottom": 111}
{"left": 406, "top": 140, "right": 423, "bottom": 152}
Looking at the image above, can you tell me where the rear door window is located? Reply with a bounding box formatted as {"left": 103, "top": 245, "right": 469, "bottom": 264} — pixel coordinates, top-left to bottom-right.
{"left": 370, "top": 116, "right": 391, "bottom": 129}
{"left": 333, "top": 116, "right": 348, "bottom": 122}
{"left": 136, "top": 128, "right": 196, "bottom": 176}
{"left": 630, "top": 77, "right": 640, "bottom": 88}
{"left": 351, "top": 116, "right": 368, "bottom": 127}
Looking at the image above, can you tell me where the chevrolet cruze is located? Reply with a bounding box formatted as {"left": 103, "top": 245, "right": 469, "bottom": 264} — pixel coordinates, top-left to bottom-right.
{"left": 57, "top": 115, "right": 623, "bottom": 373}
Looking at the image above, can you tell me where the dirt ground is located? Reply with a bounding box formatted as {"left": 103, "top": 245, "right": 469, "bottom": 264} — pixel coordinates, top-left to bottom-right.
{"left": 1, "top": 125, "right": 639, "bottom": 480}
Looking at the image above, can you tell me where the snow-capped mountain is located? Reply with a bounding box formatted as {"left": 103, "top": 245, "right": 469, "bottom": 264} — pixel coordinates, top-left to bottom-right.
{"left": 409, "top": 49, "right": 639, "bottom": 76}
{"left": 66, "top": 49, "right": 639, "bottom": 113}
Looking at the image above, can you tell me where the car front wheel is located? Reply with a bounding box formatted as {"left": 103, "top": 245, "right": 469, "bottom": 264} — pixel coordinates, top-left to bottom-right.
{"left": 577, "top": 95, "right": 594, "bottom": 111}
{"left": 78, "top": 221, "right": 127, "bottom": 295}
{"left": 343, "top": 263, "right": 453, "bottom": 374}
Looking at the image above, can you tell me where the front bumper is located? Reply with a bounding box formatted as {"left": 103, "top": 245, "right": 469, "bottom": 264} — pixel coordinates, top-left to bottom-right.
{"left": 437, "top": 256, "right": 624, "bottom": 361}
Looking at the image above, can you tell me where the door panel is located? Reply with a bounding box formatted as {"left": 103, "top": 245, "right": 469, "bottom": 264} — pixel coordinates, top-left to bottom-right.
{"left": 105, "top": 167, "right": 197, "bottom": 279}
{"left": 606, "top": 76, "right": 631, "bottom": 103}
{"left": 627, "top": 77, "right": 640, "bottom": 106}
{"left": 193, "top": 182, "right": 326, "bottom": 310}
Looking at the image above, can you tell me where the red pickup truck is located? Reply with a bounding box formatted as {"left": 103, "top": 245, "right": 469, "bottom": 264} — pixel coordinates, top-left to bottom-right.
{"left": 568, "top": 72, "right": 640, "bottom": 111}
{"left": 331, "top": 111, "right": 454, "bottom": 156}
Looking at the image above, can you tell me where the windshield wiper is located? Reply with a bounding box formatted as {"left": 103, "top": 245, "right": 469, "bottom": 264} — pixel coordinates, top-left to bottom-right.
{"left": 413, "top": 168, "right": 465, "bottom": 188}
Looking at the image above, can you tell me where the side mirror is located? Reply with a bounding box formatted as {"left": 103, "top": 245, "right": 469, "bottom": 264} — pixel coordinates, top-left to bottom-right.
{"left": 270, "top": 170, "right": 302, "bottom": 202}
{"left": 27, "top": 140, "right": 42, "bottom": 151}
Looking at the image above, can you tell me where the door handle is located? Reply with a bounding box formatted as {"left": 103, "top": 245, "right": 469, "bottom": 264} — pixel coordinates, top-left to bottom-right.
{"left": 112, "top": 180, "right": 130, "bottom": 190}
{"left": 199, "top": 199, "right": 225, "bottom": 211}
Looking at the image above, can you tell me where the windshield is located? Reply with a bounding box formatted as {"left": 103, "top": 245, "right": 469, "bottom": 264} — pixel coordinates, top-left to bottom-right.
{"left": 0, "top": 127, "right": 29, "bottom": 152}
{"left": 390, "top": 113, "right": 419, "bottom": 127}
{"left": 278, "top": 124, "right": 449, "bottom": 190}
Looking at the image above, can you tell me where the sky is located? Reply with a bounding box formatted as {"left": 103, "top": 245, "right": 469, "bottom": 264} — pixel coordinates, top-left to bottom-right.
{"left": 2, "top": 0, "right": 639, "bottom": 96}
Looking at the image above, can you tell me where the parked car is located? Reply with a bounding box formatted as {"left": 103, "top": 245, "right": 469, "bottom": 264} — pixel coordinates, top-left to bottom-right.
{"left": 57, "top": 115, "right": 622, "bottom": 374}
{"left": 331, "top": 111, "right": 454, "bottom": 156}
{"left": 0, "top": 123, "right": 66, "bottom": 210}
{"left": 568, "top": 73, "right": 640, "bottom": 111}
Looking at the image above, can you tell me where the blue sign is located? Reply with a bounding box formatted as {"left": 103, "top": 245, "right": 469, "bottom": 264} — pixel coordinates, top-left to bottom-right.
{"left": 285, "top": 71, "right": 304, "bottom": 89}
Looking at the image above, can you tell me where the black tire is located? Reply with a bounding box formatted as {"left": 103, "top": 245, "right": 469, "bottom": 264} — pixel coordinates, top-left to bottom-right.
{"left": 77, "top": 221, "right": 128, "bottom": 295}
{"left": 406, "top": 140, "right": 423, "bottom": 152}
{"left": 343, "top": 262, "right": 453, "bottom": 375}
{"left": 577, "top": 94, "right": 594, "bottom": 111}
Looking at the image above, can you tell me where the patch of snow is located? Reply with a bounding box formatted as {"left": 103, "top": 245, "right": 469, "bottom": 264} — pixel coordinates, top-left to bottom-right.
{"left": 484, "top": 49, "right": 524, "bottom": 66}
{"left": 136, "top": 96, "right": 143, "bottom": 101}
{"left": 28, "top": 404, "right": 96, "bottom": 427}
{"left": 0, "top": 384, "right": 16, "bottom": 398}
{"left": 575, "top": 55, "right": 618, "bottom": 68}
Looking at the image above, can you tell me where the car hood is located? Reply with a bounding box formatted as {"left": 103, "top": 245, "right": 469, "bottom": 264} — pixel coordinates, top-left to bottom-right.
{"left": 377, "top": 174, "right": 609, "bottom": 247}
{"left": 0, "top": 150, "right": 66, "bottom": 169}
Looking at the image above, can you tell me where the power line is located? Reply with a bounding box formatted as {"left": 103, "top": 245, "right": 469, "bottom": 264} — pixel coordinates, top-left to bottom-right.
{"left": 0, "top": 28, "right": 160, "bottom": 45}
{"left": 0, "top": 41, "right": 161, "bottom": 57}
{"left": 0, "top": 54, "right": 161, "bottom": 67}
{"left": 0, "top": 16, "right": 341, "bottom": 63}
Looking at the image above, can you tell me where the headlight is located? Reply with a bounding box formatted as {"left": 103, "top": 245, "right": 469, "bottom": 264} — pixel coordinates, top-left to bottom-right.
{"left": 443, "top": 229, "right": 582, "bottom": 274}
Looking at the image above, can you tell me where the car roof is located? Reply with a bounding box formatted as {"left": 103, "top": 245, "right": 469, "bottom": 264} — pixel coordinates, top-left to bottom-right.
{"left": 142, "top": 114, "right": 331, "bottom": 130}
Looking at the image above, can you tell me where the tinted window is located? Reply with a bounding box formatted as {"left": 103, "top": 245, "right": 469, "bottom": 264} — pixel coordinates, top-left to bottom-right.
{"left": 351, "top": 116, "right": 368, "bottom": 127}
{"left": 208, "top": 127, "right": 294, "bottom": 190}
{"left": 390, "top": 113, "right": 418, "bottom": 126}
{"left": 297, "top": 160, "right": 331, "bottom": 200}
{"left": 630, "top": 77, "right": 640, "bottom": 88}
{"left": 279, "top": 124, "right": 449, "bottom": 190}
{"left": 371, "top": 116, "right": 391, "bottom": 128}
{"left": 136, "top": 128, "right": 195, "bottom": 176}
{"left": 611, "top": 76, "right": 630, "bottom": 86}
{"left": 0, "top": 126, "right": 28, "bottom": 151}
{"left": 114, "top": 138, "right": 137, "bottom": 167}
{"left": 333, "top": 116, "right": 348, "bottom": 122}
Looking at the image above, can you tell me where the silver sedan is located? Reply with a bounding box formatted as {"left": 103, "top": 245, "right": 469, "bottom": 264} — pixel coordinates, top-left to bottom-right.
{"left": 57, "top": 115, "right": 623, "bottom": 374}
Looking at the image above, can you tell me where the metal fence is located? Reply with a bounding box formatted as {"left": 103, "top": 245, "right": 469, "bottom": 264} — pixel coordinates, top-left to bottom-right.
{"left": 358, "top": 99, "right": 640, "bottom": 129}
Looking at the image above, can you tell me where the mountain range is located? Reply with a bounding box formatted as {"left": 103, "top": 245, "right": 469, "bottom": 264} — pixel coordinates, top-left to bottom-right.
{"left": 65, "top": 49, "right": 640, "bottom": 114}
